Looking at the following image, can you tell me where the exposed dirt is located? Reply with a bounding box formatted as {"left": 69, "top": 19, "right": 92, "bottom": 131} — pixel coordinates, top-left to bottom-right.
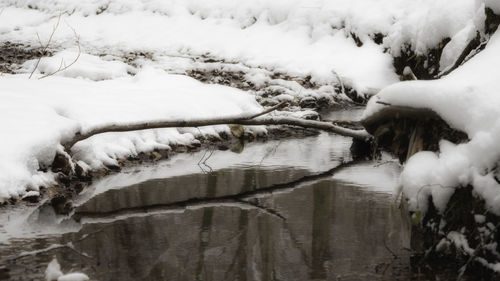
{"left": 0, "top": 42, "right": 48, "bottom": 74}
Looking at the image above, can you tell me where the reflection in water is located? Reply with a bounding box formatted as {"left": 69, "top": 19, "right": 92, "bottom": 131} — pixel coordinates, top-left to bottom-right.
{"left": 321, "top": 106, "right": 365, "bottom": 122}
{"left": 0, "top": 132, "right": 410, "bottom": 281}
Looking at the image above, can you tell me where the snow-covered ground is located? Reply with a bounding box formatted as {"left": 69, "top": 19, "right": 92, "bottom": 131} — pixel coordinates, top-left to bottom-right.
{"left": 0, "top": 0, "right": 497, "bottom": 202}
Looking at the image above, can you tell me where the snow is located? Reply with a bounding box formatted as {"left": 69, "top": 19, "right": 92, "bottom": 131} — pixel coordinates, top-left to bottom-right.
{"left": 57, "top": 273, "right": 89, "bottom": 281}
{"left": 0, "top": 0, "right": 497, "bottom": 202}
{"left": 364, "top": 28, "right": 500, "bottom": 215}
{"left": 22, "top": 50, "right": 133, "bottom": 80}
{"left": 45, "top": 258, "right": 63, "bottom": 281}
{"left": 45, "top": 258, "right": 89, "bottom": 281}
{"left": 439, "top": 19, "right": 480, "bottom": 73}
{"left": 486, "top": 0, "right": 500, "bottom": 14}
{"left": 385, "top": 0, "right": 485, "bottom": 56}
{"left": 0, "top": 69, "right": 262, "bottom": 202}
{"left": 0, "top": 0, "right": 404, "bottom": 93}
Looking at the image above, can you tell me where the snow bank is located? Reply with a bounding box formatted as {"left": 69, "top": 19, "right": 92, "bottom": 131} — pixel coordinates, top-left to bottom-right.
{"left": 364, "top": 29, "right": 500, "bottom": 215}
{"left": 0, "top": 68, "right": 261, "bottom": 202}
{"left": 2, "top": 0, "right": 485, "bottom": 95}
{"left": 2, "top": 0, "right": 490, "bottom": 95}
{"left": 1, "top": 0, "right": 403, "bottom": 93}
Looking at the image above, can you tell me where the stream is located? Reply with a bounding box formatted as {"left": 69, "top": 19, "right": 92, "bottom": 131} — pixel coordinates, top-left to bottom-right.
{"left": 0, "top": 109, "right": 414, "bottom": 281}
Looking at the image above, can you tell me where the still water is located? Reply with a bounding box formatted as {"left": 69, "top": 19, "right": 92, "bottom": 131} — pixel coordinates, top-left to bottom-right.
{"left": 0, "top": 131, "right": 410, "bottom": 281}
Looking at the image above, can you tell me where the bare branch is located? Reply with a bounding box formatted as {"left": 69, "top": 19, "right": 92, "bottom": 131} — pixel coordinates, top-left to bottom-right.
{"left": 62, "top": 107, "right": 372, "bottom": 152}
{"left": 39, "top": 20, "right": 81, "bottom": 79}
{"left": 246, "top": 101, "right": 287, "bottom": 119}
{"left": 29, "top": 13, "right": 63, "bottom": 79}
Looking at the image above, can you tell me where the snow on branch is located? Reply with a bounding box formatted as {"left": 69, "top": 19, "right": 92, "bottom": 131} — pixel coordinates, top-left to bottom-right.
{"left": 62, "top": 102, "right": 372, "bottom": 152}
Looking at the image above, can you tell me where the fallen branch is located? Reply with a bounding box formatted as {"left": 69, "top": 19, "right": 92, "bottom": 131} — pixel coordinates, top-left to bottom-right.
{"left": 237, "top": 116, "right": 371, "bottom": 140}
{"left": 62, "top": 102, "right": 371, "bottom": 152}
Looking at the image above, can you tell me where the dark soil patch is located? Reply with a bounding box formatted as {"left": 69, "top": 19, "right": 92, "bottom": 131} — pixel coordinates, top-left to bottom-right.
{"left": 0, "top": 42, "right": 48, "bottom": 73}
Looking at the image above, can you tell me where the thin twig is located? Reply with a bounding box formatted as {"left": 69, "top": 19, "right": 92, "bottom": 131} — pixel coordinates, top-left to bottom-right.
{"left": 201, "top": 148, "right": 215, "bottom": 166}
{"left": 376, "top": 101, "right": 392, "bottom": 106}
{"left": 246, "top": 101, "right": 287, "bottom": 119}
{"left": 383, "top": 236, "right": 398, "bottom": 259}
{"left": 38, "top": 20, "right": 81, "bottom": 79}
{"left": 29, "top": 13, "right": 62, "bottom": 79}
{"left": 259, "top": 140, "right": 282, "bottom": 166}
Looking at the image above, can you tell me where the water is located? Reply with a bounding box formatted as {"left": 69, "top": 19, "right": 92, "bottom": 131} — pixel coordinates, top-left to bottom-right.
{"left": 321, "top": 106, "right": 365, "bottom": 122}
{"left": 0, "top": 129, "right": 411, "bottom": 281}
